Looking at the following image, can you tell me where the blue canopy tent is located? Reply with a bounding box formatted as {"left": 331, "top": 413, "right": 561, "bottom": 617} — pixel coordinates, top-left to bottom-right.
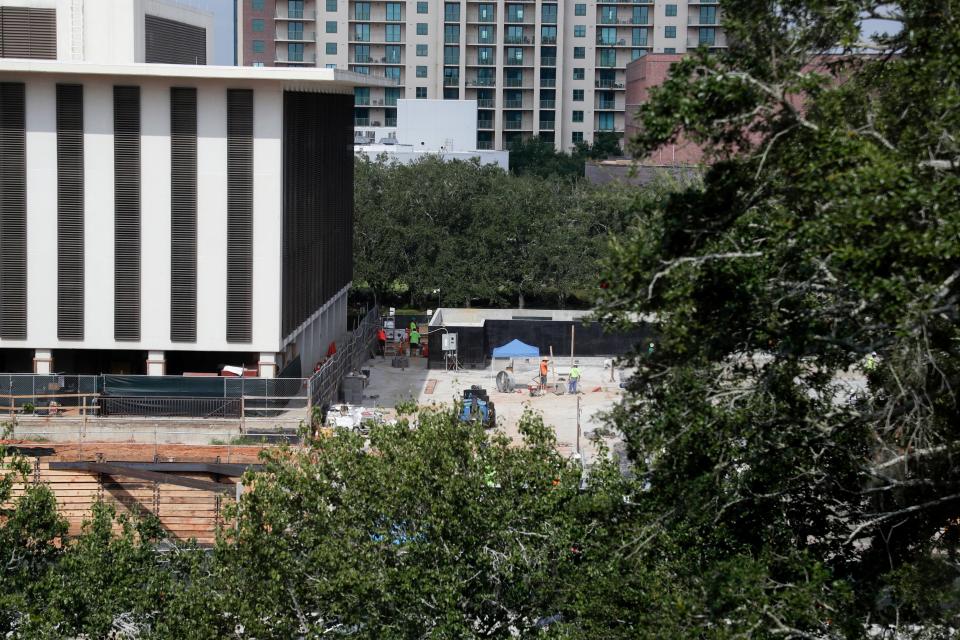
{"left": 491, "top": 339, "right": 539, "bottom": 359}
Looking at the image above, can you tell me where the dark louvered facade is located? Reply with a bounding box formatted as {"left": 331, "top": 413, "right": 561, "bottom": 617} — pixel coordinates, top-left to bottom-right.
{"left": 0, "top": 82, "right": 27, "bottom": 340}
{"left": 113, "top": 86, "right": 141, "bottom": 342}
{"left": 170, "top": 87, "right": 197, "bottom": 343}
{"left": 0, "top": 6, "right": 56, "bottom": 60}
{"left": 144, "top": 14, "right": 207, "bottom": 65}
{"left": 281, "top": 91, "right": 354, "bottom": 337}
{"left": 56, "top": 84, "right": 84, "bottom": 341}
{"left": 226, "top": 89, "right": 254, "bottom": 344}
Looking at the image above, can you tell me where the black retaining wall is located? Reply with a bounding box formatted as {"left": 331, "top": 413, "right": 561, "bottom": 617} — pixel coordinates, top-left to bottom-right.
{"left": 427, "top": 319, "right": 652, "bottom": 369}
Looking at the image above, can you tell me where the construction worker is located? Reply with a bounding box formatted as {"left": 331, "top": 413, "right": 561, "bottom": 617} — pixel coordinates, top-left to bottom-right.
{"left": 539, "top": 357, "right": 549, "bottom": 392}
{"left": 377, "top": 327, "right": 387, "bottom": 358}
{"left": 410, "top": 328, "right": 421, "bottom": 356}
{"left": 568, "top": 362, "right": 581, "bottom": 394}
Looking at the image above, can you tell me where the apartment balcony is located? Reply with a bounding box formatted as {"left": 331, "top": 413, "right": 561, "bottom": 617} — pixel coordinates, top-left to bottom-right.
{"left": 688, "top": 0, "right": 719, "bottom": 4}
{"left": 275, "top": 52, "right": 316, "bottom": 64}
{"left": 595, "top": 126, "right": 622, "bottom": 132}
{"left": 477, "top": 98, "right": 495, "bottom": 108}
{"left": 598, "top": 0, "right": 654, "bottom": 4}
{"left": 275, "top": 8, "right": 315, "bottom": 20}
{"left": 541, "top": 56, "right": 556, "bottom": 66}
{"left": 688, "top": 14, "right": 719, "bottom": 25}
{"left": 595, "top": 79, "right": 625, "bottom": 89}
{"left": 539, "top": 120, "right": 555, "bottom": 130}
{"left": 385, "top": 117, "right": 397, "bottom": 127}
{"left": 687, "top": 35, "right": 727, "bottom": 48}
{"left": 477, "top": 119, "right": 494, "bottom": 129}
{"left": 504, "top": 36, "right": 534, "bottom": 45}
{"left": 355, "top": 96, "right": 371, "bottom": 105}
{"left": 597, "top": 100, "right": 618, "bottom": 110}
{"left": 540, "top": 78, "right": 556, "bottom": 87}
{"left": 476, "top": 141, "right": 494, "bottom": 150}
{"left": 443, "top": 76, "right": 461, "bottom": 86}
{"left": 471, "top": 57, "right": 496, "bottom": 65}
{"left": 276, "top": 31, "right": 316, "bottom": 42}
{"left": 504, "top": 58, "right": 530, "bottom": 66}
{"left": 597, "top": 38, "right": 627, "bottom": 46}
{"left": 503, "top": 121, "right": 527, "bottom": 130}
{"left": 504, "top": 99, "right": 524, "bottom": 109}
{"left": 504, "top": 16, "right": 534, "bottom": 25}
{"left": 504, "top": 77, "right": 527, "bottom": 87}
{"left": 355, "top": 118, "right": 370, "bottom": 126}
{"left": 541, "top": 36, "right": 557, "bottom": 45}
{"left": 469, "top": 78, "right": 497, "bottom": 87}
{"left": 540, "top": 99, "right": 556, "bottom": 109}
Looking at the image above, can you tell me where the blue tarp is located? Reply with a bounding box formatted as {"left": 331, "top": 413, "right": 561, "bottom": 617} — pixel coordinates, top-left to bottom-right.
{"left": 491, "top": 339, "right": 540, "bottom": 359}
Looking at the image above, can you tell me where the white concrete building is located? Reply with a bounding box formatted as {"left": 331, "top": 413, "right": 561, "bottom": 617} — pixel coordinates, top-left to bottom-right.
{"left": 0, "top": 0, "right": 214, "bottom": 64}
{"left": 0, "top": 60, "right": 387, "bottom": 377}
{"left": 354, "top": 98, "right": 509, "bottom": 168}
{"left": 236, "top": 0, "right": 725, "bottom": 151}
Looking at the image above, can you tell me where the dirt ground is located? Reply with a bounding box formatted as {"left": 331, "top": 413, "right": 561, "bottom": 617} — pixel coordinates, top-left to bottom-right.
{"left": 1, "top": 440, "right": 268, "bottom": 464}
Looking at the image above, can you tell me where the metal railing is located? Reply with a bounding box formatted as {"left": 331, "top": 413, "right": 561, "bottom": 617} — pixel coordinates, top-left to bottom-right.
{"left": 307, "top": 307, "right": 380, "bottom": 418}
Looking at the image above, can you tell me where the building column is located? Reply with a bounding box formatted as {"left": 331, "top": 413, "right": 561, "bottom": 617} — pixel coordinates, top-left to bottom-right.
{"left": 258, "top": 352, "right": 278, "bottom": 379}
{"left": 33, "top": 349, "right": 53, "bottom": 375}
{"left": 146, "top": 351, "right": 166, "bottom": 376}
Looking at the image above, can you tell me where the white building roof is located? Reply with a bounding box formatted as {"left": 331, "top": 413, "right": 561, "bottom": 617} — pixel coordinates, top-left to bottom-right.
{"left": 0, "top": 59, "right": 394, "bottom": 93}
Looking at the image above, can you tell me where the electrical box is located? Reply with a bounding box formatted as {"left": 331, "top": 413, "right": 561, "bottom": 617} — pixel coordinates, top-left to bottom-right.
{"left": 442, "top": 333, "right": 458, "bottom": 352}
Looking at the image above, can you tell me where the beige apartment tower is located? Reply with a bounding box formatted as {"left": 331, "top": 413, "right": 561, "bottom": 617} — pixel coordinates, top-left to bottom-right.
{"left": 237, "top": 0, "right": 724, "bottom": 151}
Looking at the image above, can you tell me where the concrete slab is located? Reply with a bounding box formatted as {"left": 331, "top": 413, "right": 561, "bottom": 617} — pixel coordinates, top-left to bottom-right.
{"left": 359, "top": 354, "right": 632, "bottom": 467}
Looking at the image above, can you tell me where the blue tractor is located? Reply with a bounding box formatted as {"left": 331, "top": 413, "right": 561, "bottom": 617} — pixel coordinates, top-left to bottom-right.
{"left": 459, "top": 386, "right": 496, "bottom": 428}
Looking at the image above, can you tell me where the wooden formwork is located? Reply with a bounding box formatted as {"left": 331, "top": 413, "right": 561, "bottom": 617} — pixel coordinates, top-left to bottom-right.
{"left": 4, "top": 461, "right": 235, "bottom": 545}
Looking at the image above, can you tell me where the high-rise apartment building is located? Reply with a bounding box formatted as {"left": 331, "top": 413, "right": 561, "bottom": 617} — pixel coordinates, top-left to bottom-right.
{"left": 237, "top": 0, "right": 724, "bottom": 151}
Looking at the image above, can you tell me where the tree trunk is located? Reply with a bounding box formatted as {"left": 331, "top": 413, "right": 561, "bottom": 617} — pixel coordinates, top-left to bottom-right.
{"left": 518, "top": 292, "right": 525, "bottom": 309}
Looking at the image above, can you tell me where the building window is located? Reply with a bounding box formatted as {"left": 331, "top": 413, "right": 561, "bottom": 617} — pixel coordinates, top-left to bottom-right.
{"left": 600, "top": 6, "right": 617, "bottom": 24}
{"left": 573, "top": 89, "right": 584, "bottom": 101}
{"left": 326, "top": 42, "right": 337, "bottom": 54}
{"left": 416, "top": 23, "right": 428, "bottom": 35}
{"left": 444, "top": 46, "right": 460, "bottom": 64}
{"left": 541, "top": 25, "right": 557, "bottom": 44}
{"left": 385, "top": 66, "right": 401, "bottom": 81}
{"left": 478, "top": 25, "right": 493, "bottom": 44}
{"left": 355, "top": 87, "right": 370, "bottom": 104}
{"left": 444, "top": 2, "right": 460, "bottom": 22}
{"left": 353, "top": 65, "right": 370, "bottom": 74}
{"left": 631, "top": 48, "right": 645, "bottom": 60}
{"left": 288, "top": 42, "right": 304, "bottom": 61}
{"left": 444, "top": 24, "right": 460, "bottom": 44}
{"left": 698, "top": 27, "right": 716, "bottom": 45}
{"left": 354, "top": 44, "right": 370, "bottom": 62}
{"left": 574, "top": 25, "right": 585, "bottom": 38}
{"left": 252, "top": 39, "right": 265, "bottom": 53}
{"left": 385, "top": 24, "right": 401, "bottom": 41}
{"left": 416, "top": 65, "right": 427, "bottom": 77}
{"left": 252, "top": 18, "right": 264, "bottom": 31}
{"left": 573, "top": 67, "right": 584, "bottom": 80}
{"left": 633, "top": 6, "right": 649, "bottom": 24}
{"left": 326, "top": 21, "right": 337, "bottom": 33}
{"left": 478, "top": 46, "right": 493, "bottom": 64}
{"left": 572, "top": 110, "right": 583, "bottom": 122}
{"left": 573, "top": 46, "right": 585, "bottom": 59}
{"left": 386, "top": 2, "right": 402, "bottom": 21}
{"left": 599, "top": 26, "right": 617, "bottom": 45}
{"left": 252, "top": 60, "right": 265, "bottom": 67}
{"left": 417, "top": 44, "right": 428, "bottom": 56}
{"left": 385, "top": 44, "right": 401, "bottom": 62}
{"left": 417, "top": 1, "right": 428, "bottom": 13}
{"left": 699, "top": 6, "right": 718, "bottom": 24}
{"left": 572, "top": 131, "right": 584, "bottom": 144}
{"left": 354, "top": 2, "right": 370, "bottom": 19}
{"left": 599, "top": 48, "right": 616, "bottom": 67}
{"left": 574, "top": 4, "right": 586, "bottom": 17}
{"left": 288, "top": 0, "right": 304, "bottom": 19}
{"left": 416, "top": 87, "right": 427, "bottom": 98}
{"left": 665, "top": 4, "right": 677, "bottom": 17}
{"left": 664, "top": 47, "right": 676, "bottom": 53}
{"left": 478, "top": 3, "right": 494, "bottom": 21}
{"left": 326, "top": 63, "right": 337, "bottom": 68}
{"left": 289, "top": 21, "right": 304, "bottom": 39}
{"left": 632, "top": 28, "right": 648, "bottom": 46}
{"left": 326, "top": 0, "right": 336, "bottom": 10}
{"left": 354, "top": 23, "right": 370, "bottom": 41}
{"left": 506, "top": 4, "right": 524, "bottom": 22}
{"left": 665, "top": 26, "right": 676, "bottom": 38}
{"left": 541, "top": 3, "right": 557, "bottom": 24}
{"left": 251, "top": 0, "right": 264, "bottom": 10}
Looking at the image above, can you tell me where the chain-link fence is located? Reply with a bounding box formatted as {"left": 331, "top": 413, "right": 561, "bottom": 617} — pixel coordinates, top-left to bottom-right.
{"left": 308, "top": 307, "right": 380, "bottom": 418}
{"left": 0, "top": 374, "right": 100, "bottom": 415}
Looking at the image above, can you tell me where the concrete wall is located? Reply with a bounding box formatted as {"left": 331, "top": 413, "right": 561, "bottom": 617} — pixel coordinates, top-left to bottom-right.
{"left": 396, "top": 98, "right": 478, "bottom": 150}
